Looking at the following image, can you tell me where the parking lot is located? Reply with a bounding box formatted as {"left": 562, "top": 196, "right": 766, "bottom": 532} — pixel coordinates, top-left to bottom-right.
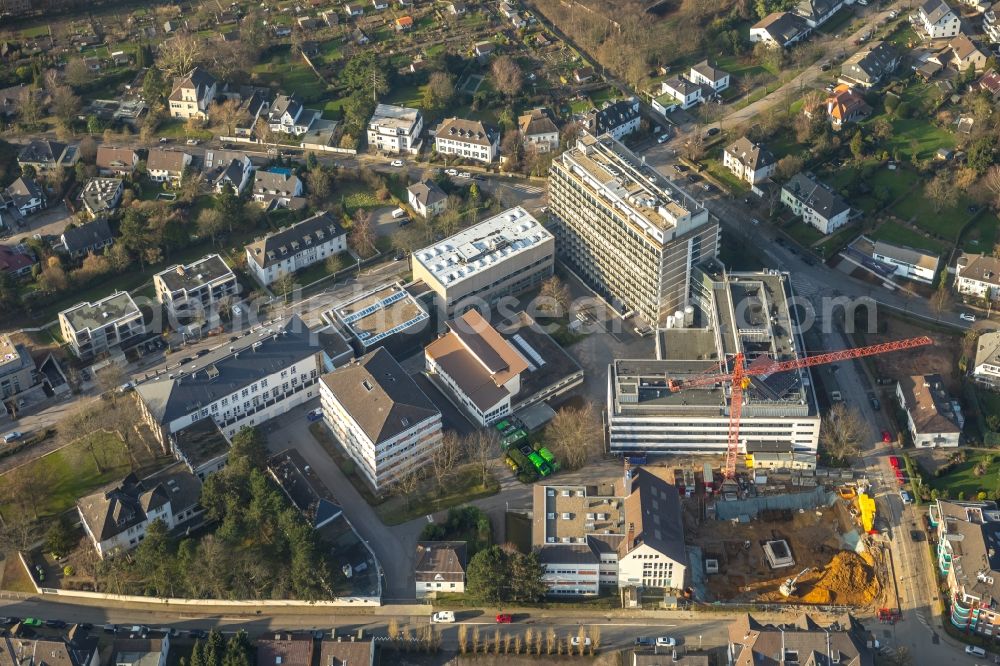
{"left": 2, "top": 204, "right": 75, "bottom": 243}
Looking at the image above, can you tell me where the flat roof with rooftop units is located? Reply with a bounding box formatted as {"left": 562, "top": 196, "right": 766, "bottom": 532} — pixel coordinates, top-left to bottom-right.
{"left": 413, "top": 207, "right": 552, "bottom": 291}
{"left": 556, "top": 133, "right": 708, "bottom": 242}
{"left": 60, "top": 291, "right": 141, "bottom": 334}
{"left": 369, "top": 103, "right": 421, "bottom": 130}
{"left": 154, "top": 254, "right": 235, "bottom": 294}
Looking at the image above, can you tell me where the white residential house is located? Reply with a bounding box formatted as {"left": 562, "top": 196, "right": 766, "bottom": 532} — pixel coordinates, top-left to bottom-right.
{"left": 655, "top": 77, "right": 703, "bottom": 111}
{"left": 80, "top": 178, "right": 124, "bottom": 217}
{"left": 896, "top": 374, "right": 964, "bottom": 448}
{"left": 780, "top": 172, "right": 851, "bottom": 234}
{"left": 320, "top": 347, "right": 443, "bottom": 490}
{"left": 917, "top": 0, "right": 961, "bottom": 39}
{"left": 415, "top": 542, "right": 466, "bottom": 598}
{"left": 153, "top": 254, "right": 239, "bottom": 322}
{"left": 366, "top": 104, "right": 424, "bottom": 154}
{"left": 688, "top": 60, "right": 730, "bottom": 92}
{"left": 58, "top": 291, "right": 145, "bottom": 360}
{"left": 407, "top": 179, "right": 447, "bottom": 218}
{"left": 518, "top": 108, "right": 560, "bottom": 153}
{"left": 245, "top": 211, "right": 347, "bottom": 286}
{"left": 722, "top": 137, "right": 777, "bottom": 185}
{"left": 434, "top": 117, "right": 500, "bottom": 163}
{"left": 580, "top": 98, "right": 641, "bottom": 140}
{"left": 345, "top": 3, "right": 364, "bottom": 16}
{"left": 77, "top": 465, "right": 202, "bottom": 557}
{"left": 372, "top": 0, "right": 388, "bottom": 8}
{"left": 205, "top": 150, "right": 254, "bottom": 194}
{"left": 971, "top": 331, "right": 1000, "bottom": 389}
{"left": 145, "top": 149, "right": 192, "bottom": 185}
{"left": 873, "top": 240, "right": 939, "bottom": 284}
{"left": 253, "top": 169, "right": 305, "bottom": 210}
{"left": 985, "top": 10, "right": 1000, "bottom": 42}
{"left": 750, "top": 12, "right": 812, "bottom": 48}
{"left": 268, "top": 94, "right": 319, "bottom": 136}
{"left": 168, "top": 67, "right": 218, "bottom": 120}
{"left": 955, "top": 252, "right": 1000, "bottom": 300}
{"left": 793, "top": 0, "right": 845, "bottom": 28}
{"left": 2, "top": 176, "right": 45, "bottom": 216}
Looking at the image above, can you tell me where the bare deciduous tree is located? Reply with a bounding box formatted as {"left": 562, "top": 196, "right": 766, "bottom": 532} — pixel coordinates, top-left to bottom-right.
{"left": 157, "top": 32, "right": 204, "bottom": 79}
{"left": 464, "top": 429, "right": 499, "bottom": 487}
{"left": 349, "top": 209, "right": 378, "bottom": 258}
{"left": 210, "top": 98, "right": 248, "bottom": 136}
{"left": 544, "top": 402, "right": 603, "bottom": 470}
{"left": 491, "top": 55, "right": 523, "bottom": 98}
{"left": 820, "top": 403, "right": 866, "bottom": 462}
{"left": 538, "top": 275, "right": 571, "bottom": 316}
{"left": 430, "top": 431, "right": 462, "bottom": 495}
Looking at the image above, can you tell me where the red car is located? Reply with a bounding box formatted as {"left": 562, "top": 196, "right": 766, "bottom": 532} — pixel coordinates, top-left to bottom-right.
{"left": 882, "top": 431, "right": 893, "bottom": 444}
{"left": 888, "top": 455, "right": 900, "bottom": 469}
{"left": 496, "top": 614, "right": 512, "bottom": 624}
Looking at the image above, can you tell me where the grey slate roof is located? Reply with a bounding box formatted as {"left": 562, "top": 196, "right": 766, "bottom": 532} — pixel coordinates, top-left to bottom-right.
{"left": 18, "top": 139, "right": 66, "bottom": 165}
{"left": 407, "top": 179, "right": 446, "bottom": 207}
{"left": 269, "top": 94, "right": 303, "bottom": 122}
{"left": 583, "top": 97, "right": 640, "bottom": 135}
{"left": 135, "top": 315, "right": 319, "bottom": 424}
{"left": 794, "top": 0, "right": 839, "bottom": 22}
{"left": 841, "top": 41, "right": 899, "bottom": 85}
{"left": 319, "top": 347, "right": 440, "bottom": 445}
{"left": 921, "top": 0, "right": 955, "bottom": 24}
{"left": 752, "top": 11, "right": 811, "bottom": 45}
{"left": 624, "top": 468, "right": 688, "bottom": 565}
{"left": 725, "top": 137, "right": 776, "bottom": 172}
{"left": 245, "top": 211, "right": 345, "bottom": 270}
{"left": 783, "top": 172, "right": 850, "bottom": 220}
{"left": 61, "top": 219, "right": 112, "bottom": 254}
{"left": 254, "top": 170, "right": 302, "bottom": 196}
{"left": 414, "top": 541, "right": 467, "bottom": 582}
{"left": 5, "top": 176, "right": 42, "bottom": 206}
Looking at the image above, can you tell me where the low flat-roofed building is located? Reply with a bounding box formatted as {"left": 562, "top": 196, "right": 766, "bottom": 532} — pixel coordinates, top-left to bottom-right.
{"left": 609, "top": 268, "right": 819, "bottom": 456}
{"left": 245, "top": 211, "right": 347, "bottom": 286}
{"left": 154, "top": 254, "right": 238, "bottom": 322}
{"left": 873, "top": 240, "right": 939, "bottom": 284}
{"left": 58, "top": 291, "right": 145, "bottom": 360}
{"left": 415, "top": 541, "right": 467, "bottom": 597}
{"left": 170, "top": 418, "right": 230, "bottom": 479}
{"left": 896, "top": 374, "right": 963, "bottom": 448}
{"left": 319, "top": 347, "right": 442, "bottom": 490}
{"left": 411, "top": 206, "right": 553, "bottom": 315}
{"left": 328, "top": 282, "right": 430, "bottom": 356}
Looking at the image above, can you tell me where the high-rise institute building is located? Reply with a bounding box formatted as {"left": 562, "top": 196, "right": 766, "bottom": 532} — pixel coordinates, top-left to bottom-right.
{"left": 548, "top": 133, "right": 720, "bottom": 327}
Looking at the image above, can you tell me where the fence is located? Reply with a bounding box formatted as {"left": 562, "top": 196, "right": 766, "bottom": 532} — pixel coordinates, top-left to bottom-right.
{"left": 713, "top": 486, "right": 836, "bottom": 521}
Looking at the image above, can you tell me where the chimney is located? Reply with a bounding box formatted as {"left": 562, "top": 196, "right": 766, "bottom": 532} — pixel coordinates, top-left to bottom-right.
{"left": 627, "top": 522, "right": 635, "bottom": 550}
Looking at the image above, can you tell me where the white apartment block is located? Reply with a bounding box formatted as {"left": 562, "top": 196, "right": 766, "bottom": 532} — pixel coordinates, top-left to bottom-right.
{"left": 972, "top": 331, "right": 1000, "bottom": 390}
{"left": 956, "top": 252, "right": 1000, "bottom": 300}
{"left": 896, "top": 374, "right": 963, "bottom": 448}
{"left": 320, "top": 348, "right": 443, "bottom": 490}
{"left": 245, "top": 211, "right": 347, "bottom": 286}
{"left": 780, "top": 172, "right": 851, "bottom": 235}
{"left": 168, "top": 67, "right": 217, "bottom": 120}
{"left": 608, "top": 269, "right": 820, "bottom": 457}
{"left": 549, "top": 133, "right": 719, "bottom": 327}
{"left": 723, "top": 137, "right": 777, "bottom": 186}
{"left": 153, "top": 254, "right": 239, "bottom": 321}
{"left": 367, "top": 104, "right": 424, "bottom": 154}
{"left": 434, "top": 117, "right": 500, "bottom": 163}
{"left": 411, "top": 206, "right": 554, "bottom": 315}
{"left": 58, "top": 291, "right": 145, "bottom": 360}
{"left": 135, "top": 316, "right": 337, "bottom": 446}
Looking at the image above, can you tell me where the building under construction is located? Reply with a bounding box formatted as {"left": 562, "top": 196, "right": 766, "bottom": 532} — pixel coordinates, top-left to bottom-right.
{"left": 607, "top": 267, "right": 821, "bottom": 457}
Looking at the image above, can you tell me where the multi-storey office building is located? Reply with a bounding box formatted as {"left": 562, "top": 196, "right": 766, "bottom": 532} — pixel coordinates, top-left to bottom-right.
{"left": 549, "top": 133, "right": 720, "bottom": 327}
{"left": 607, "top": 268, "right": 821, "bottom": 456}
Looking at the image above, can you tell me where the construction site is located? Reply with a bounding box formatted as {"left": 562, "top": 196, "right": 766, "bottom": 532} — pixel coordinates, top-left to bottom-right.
{"left": 682, "top": 473, "right": 889, "bottom": 609}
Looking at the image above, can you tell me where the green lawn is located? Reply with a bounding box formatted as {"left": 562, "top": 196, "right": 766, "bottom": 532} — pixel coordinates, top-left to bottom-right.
{"left": 962, "top": 214, "right": 1000, "bottom": 253}
{"left": 703, "top": 158, "right": 748, "bottom": 193}
{"left": 891, "top": 190, "right": 972, "bottom": 241}
{"left": 816, "top": 7, "right": 857, "bottom": 35}
{"left": 784, "top": 220, "right": 826, "bottom": 248}
{"left": 0, "top": 431, "right": 133, "bottom": 521}
{"left": 816, "top": 224, "right": 861, "bottom": 259}
{"left": 588, "top": 86, "right": 619, "bottom": 107}
{"left": 385, "top": 82, "right": 424, "bottom": 108}
{"left": 886, "top": 117, "right": 956, "bottom": 161}
{"left": 252, "top": 48, "right": 327, "bottom": 102}
{"left": 929, "top": 451, "right": 1000, "bottom": 499}
{"left": 869, "top": 220, "right": 946, "bottom": 254}
{"left": 156, "top": 119, "right": 213, "bottom": 141}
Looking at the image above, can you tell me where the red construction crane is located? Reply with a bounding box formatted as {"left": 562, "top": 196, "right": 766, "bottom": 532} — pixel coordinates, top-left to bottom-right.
{"left": 666, "top": 336, "right": 934, "bottom": 479}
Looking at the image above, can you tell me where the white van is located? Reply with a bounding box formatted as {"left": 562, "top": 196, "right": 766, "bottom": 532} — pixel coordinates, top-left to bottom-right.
{"left": 431, "top": 611, "right": 455, "bottom": 623}
{"left": 391, "top": 208, "right": 406, "bottom": 219}
{"left": 965, "top": 645, "right": 986, "bottom": 657}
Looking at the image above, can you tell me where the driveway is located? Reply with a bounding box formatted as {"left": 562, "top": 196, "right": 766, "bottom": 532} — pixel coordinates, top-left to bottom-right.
{"left": 5, "top": 204, "right": 74, "bottom": 243}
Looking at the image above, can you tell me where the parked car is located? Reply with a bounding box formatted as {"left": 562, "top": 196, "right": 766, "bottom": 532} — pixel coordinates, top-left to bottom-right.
{"left": 571, "top": 637, "right": 592, "bottom": 647}
{"left": 158, "top": 137, "right": 169, "bottom": 143}
{"left": 3, "top": 431, "right": 23, "bottom": 443}
{"left": 34, "top": 565, "right": 44, "bottom": 581}
{"left": 445, "top": 168, "right": 458, "bottom": 176}
{"left": 889, "top": 455, "right": 900, "bottom": 468}
{"left": 868, "top": 392, "right": 881, "bottom": 411}
{"left": 45, "top": 620, "right": 66, "bottom": 629}
{"left": 394, "top": 249, "right": 406, "bottom": 261}
{"left": 830, "top": 390, "right": 843, "bottom": 402}
{"left": 495, "top": 614, "right": 513, "bottom": 624}
{"left": 884, "top": 431, "right": 894, "bottom": 444}
{"left": 390, "top": 160, "right": 404, "bottom": 167}
{"left": 0, "top": 617, "right": 19, "bottom": 626}
{"left": 102, "top": 624, "right": 118, "bottom": 634}
{"left": 431, "top": 612, "right": 455, "bottom": 623}
{"left": 458, "top": 172, "right": 471, "bottom": 178}
{"left": 960, "top": 312, "right": 977, "bottom": 322}
{"left": 185, "top": 139, "right": 200, "bottom": 146}
{"left": 673, "top": 164, "right": 686, "bottom": 173}
{"left": 634, "top": 637, "right": 654, "bottom": 647}
{"left": 900, "top": 490, "right": 913, "bottom": 505}
{"left": 657, "top": 135, "right": 668, "bottom": 144}
{"left": 188, "top": 629, "right": 208, "bottom": 639}
{"left": 22, "top": 619, "right": 43, "bottom": 627}
{"left": 656, "top": 637, "right": 677, "bottom": 647}
{"left": 705, "top": 127, "right": 720, "bottom": 136}
{"left": 306, "top": 409, "right": 323, "bottom": 422}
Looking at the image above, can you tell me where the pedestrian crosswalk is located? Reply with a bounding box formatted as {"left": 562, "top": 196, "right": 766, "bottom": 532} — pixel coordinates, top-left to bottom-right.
{"left": 788, "top": 273, "right": 821, "bottom": 300}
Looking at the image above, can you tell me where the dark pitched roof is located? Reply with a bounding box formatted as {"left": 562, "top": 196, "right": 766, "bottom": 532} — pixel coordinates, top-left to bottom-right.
{"left": 18, "top": 139, "right": 66, "bottom": 165}
{"left": 725, "top": 137, "right": 776, "bottom": 171}
{"left": 6, "top": 176, "right": 43, "bottom": 205}
{"left": 146, "top": 148, "right": 190, "bottom": 173}
{"left": 728, "top": 613, "right": 873, "bottom": 666}
{"left": 135, "top": 316, "right": 319, "bottom": 424}
{"left": 255, "top": 634, "right": 314, "bottom": 666}
{"left": 254, "top": 170, "right": 303, "bottom": 195}
{"left": 319, "top": 347, "right": 440, "bottom": 445}
{"left": 783, "top": 172, "right": 850, "bottom": 219}
{"left": 622, "top": 468, "right": 688, "bottom": 565}
{"left": 169, "top": 66, "right": 216, "bottom": 102}
{"left": 414, "top": 541, "right": 467, "bottom": 582}
{"left": 317, "top": 640, "right": 373, "bottom": 666}
{"left": 407, "top": 179, "right": 446, "bottom": 207}
{"left": 246, "top": 211, "right": 345, "bottom": 269}
{"left": 921, "top": 0, "right": 954, "bottom": 24}
{"left": 436, "top": 117, "right": 498, "bottom": 146}
{"left": 583, "top": 98, "right": 640, "bottom": 134}
{"left": 841, "top": 41, "right": 898, "bottom": 84}
{"left": 269, "top": 94, "right": 303, "bottom": 122}
{"left": 752, "top": 11, "right": 811, "bottom": 45}
{"left": 61, "top": 219, "right": 112, "bottom": 254}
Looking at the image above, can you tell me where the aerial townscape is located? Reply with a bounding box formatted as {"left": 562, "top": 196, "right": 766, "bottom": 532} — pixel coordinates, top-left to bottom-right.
{"left": 7, "top": 0, "right": 1000, "bottom": 665}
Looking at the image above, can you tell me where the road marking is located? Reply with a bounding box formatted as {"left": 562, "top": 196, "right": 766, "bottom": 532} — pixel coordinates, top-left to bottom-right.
{"left": 426, "top": 514, "right": 434, "bottom": 522}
